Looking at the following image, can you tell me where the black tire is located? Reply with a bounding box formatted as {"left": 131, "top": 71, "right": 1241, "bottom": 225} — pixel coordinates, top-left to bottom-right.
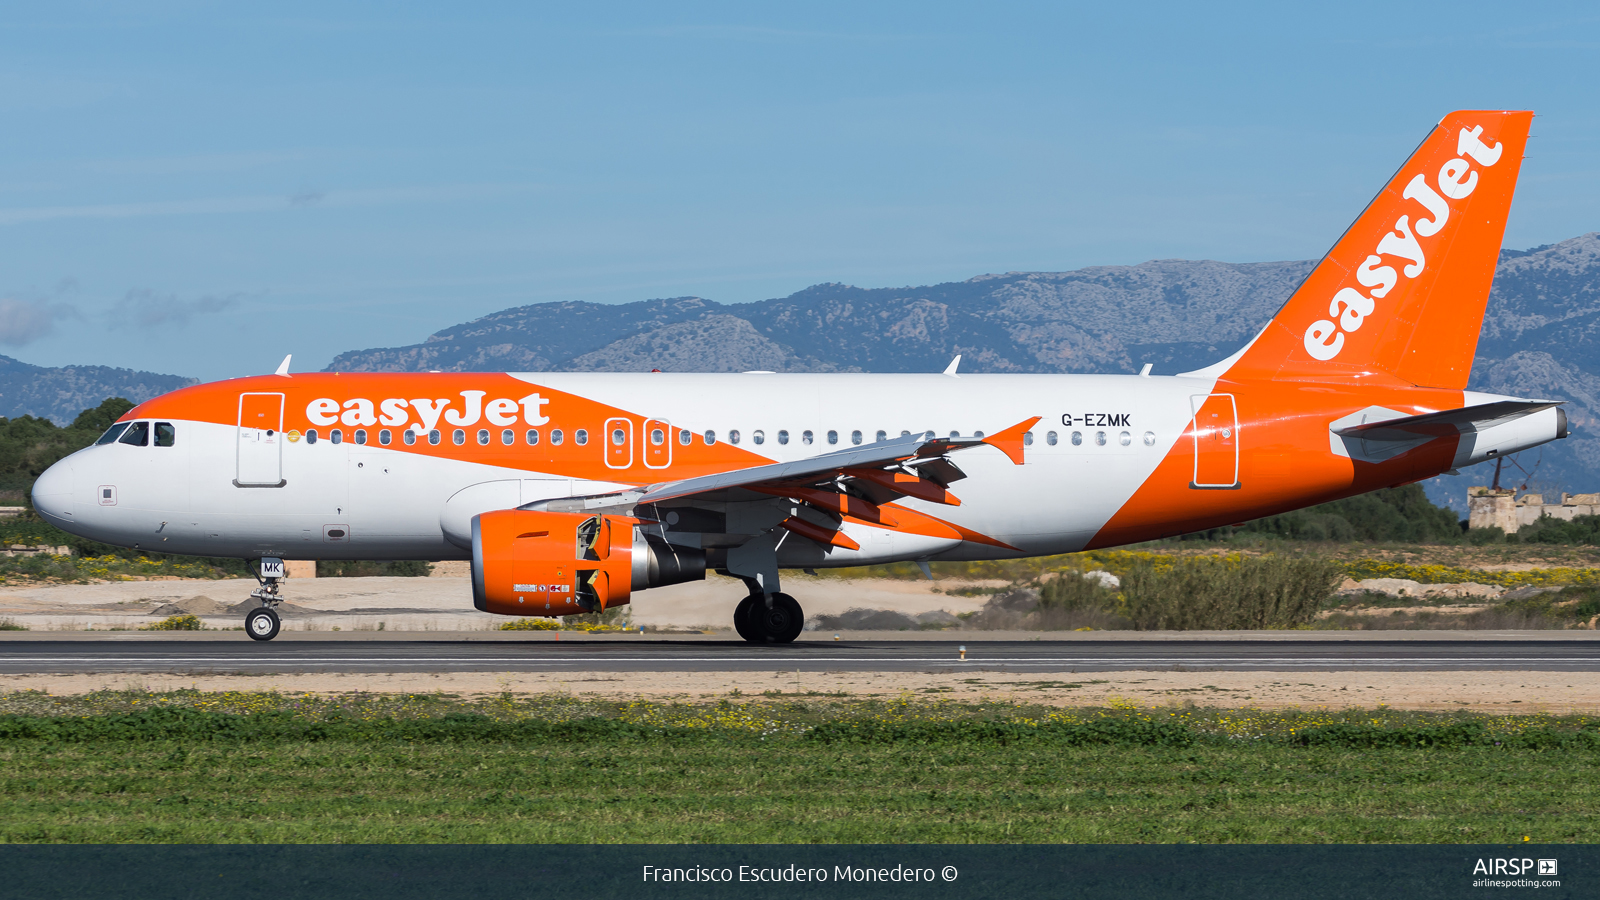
{"left": 246, "top": 607, "right": 281, "bottom": 642}
{"left": 732, "top": 594, "right": 760, "bottom": 642}
{"left": 753, "top": 592, "right": 804, "bottom": 644}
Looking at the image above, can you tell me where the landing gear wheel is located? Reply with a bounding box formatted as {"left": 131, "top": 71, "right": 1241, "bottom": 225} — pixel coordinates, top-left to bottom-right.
{"left": 733, "top": 592, "right": 804, "bottom": 644}
{"left": 246, "top": 607, "right": 281, "bottom": 642}
{"left": 757, "top": 593, "right": 804, "bottom": 644}
{"left": 733, "top": 595, "right": 760, "bottom": 642}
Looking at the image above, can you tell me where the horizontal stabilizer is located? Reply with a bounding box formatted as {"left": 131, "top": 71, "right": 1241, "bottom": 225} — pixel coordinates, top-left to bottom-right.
{"left": 1332, "top": 400, "right": 1562, "bottom": 443}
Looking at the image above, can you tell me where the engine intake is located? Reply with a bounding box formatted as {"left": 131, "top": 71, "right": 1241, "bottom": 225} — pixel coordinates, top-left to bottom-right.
{"left": 471, "top": 509, "right": 705, "bottom": 616}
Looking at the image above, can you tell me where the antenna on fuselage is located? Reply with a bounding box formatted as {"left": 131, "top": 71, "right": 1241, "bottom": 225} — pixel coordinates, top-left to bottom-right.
{"left": 274, "top": 354, "right": 292, "bottom": 376}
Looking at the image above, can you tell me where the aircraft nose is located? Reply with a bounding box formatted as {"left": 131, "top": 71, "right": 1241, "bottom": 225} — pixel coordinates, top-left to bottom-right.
{"left": 31, "top": 459, "right": 74, "bottom": 526}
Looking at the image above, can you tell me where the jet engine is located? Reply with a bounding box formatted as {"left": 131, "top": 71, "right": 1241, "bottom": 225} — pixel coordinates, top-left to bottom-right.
{"left": 470, "top": 509, "right": 705, "bottom": 616}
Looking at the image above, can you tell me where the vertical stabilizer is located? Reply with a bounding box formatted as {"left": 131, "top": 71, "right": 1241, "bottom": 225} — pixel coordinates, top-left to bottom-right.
{"left": 1222, "top": 110, "right": 1533, "bottom": 389}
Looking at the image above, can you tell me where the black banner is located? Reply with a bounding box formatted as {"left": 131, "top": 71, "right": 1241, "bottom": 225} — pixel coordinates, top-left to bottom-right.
{"left": 0, "top": 844, "right": 1590, "bottom": 899}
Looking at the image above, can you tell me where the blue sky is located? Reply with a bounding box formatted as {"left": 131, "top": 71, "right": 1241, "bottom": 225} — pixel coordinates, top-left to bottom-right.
{"left": 1, "top": 2, "right": 1597, "bottom": 380}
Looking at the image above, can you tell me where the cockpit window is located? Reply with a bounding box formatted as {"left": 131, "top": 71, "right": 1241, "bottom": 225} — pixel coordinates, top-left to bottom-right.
{"left": 118, "top": 421, "right": 150, "bottom": 447}
{"left": 154, "top": 422, "right": 176, "bottom": 447}
{"left": 95, "top": 423, "right": 130, "bottom": 445}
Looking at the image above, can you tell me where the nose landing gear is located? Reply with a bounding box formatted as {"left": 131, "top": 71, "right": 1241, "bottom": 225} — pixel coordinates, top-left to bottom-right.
{"left": 246, "top": 557, "right": 286, "bottom": 642}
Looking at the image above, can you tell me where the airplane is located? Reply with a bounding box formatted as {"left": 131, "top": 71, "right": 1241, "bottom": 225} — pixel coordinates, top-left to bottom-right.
{"left": 29, "top": 109, "right": 1565, "bottom": 643}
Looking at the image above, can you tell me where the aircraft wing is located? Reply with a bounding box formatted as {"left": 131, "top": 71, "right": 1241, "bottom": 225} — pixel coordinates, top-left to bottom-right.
{"left": 1331, "top": 400, "right": 1562, "bottom": 443}
{"left": 523, "top": 417, "right": 1039, "bottom": 549}
{"left": 636, "top": 418, "right": 1033, "bottom": 505}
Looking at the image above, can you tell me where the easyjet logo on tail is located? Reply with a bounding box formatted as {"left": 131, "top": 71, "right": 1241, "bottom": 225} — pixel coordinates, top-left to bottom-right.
{"left": 1302, "top": 125, "right": 1504, "bottom": 361}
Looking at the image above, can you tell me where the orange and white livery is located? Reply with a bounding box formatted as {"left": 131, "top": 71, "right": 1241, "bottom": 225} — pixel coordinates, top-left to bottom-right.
{"left": 32, "top": 110, "right": 1565, "bottom": 642}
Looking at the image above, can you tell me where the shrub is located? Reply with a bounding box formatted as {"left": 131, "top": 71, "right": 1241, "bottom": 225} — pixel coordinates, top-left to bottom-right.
{"left": 0, "top": 617, "right": 25, "bottom": 631}
{"left": 500, "top": 618, "right": 561, "bottom": 631}
{"left": 1518, "top": 514, "right": 1600, "bottom": 545}
{"left": 1122, "top": 554, "right": 1342, "bottom": 630}
{"left": 140, "top": 615, "right": 203, "bottom": 631}
{"left": 1037, "top": 569, "right": 1119, "bottom": 612}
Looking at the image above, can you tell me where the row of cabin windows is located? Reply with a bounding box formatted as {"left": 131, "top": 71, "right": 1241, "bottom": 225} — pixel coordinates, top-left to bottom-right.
{"left": 293, "top": 426, "right": 1164, "bottom": 450}
{"left": 96, "top": 421, "right": 176, "bottom": 447}
{"left": 97, "top": 421, "right": 1162, "bottom": 453}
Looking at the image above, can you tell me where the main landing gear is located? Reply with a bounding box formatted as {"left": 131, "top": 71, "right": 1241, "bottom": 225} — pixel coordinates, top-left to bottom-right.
{"left": 733, "top": 589, "right": 804, "bottom": 644}
{"left": 245, "top": 557, "right": 286, "bottom": 642}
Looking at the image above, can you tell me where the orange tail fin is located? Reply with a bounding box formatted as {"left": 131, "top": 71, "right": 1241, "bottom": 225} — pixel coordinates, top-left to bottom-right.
{"left": 1216, "top": 110, "right": 1532, "bottom": 389}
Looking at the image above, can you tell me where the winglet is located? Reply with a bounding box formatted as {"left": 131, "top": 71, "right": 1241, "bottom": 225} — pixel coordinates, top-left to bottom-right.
{"left": 943, "top": 355, "right": 961, "bottom": 377}
{"left": 274, "top": 354, "right": 292, "bottom": 376}
{"left": 983, "top": 416, "right": 1041, "bottom": 465}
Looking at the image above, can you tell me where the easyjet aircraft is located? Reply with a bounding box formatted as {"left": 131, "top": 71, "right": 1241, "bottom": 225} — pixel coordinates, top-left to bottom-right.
{"left": 31, "top": 110, "right": 1564, "bottom": 642}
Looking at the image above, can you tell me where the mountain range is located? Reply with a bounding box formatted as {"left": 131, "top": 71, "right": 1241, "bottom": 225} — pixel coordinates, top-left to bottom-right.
{"left": 12, "top": 233, "right": 1600, "bottom": 514}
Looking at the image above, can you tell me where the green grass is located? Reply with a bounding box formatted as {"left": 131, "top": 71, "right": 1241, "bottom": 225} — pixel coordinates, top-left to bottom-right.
{"left": 0, "top": 685, "right": 1593, "bottom": 839}
{"left": 0, "top": 691, "right": 1596, "bottom": 844}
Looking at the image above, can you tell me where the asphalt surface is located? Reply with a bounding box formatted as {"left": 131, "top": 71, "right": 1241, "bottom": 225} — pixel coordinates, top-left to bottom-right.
{"left": 3, "top": 638, "right": 1599, "bottom": 673}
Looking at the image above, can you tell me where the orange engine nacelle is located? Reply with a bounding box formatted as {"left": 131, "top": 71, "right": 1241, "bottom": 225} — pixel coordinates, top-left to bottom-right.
{"left": 470, "top": 509, "right": 705, "bottom": 617}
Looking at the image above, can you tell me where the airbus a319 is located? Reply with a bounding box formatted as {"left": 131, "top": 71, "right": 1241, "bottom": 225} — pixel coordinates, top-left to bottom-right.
{"left": 31, "top": 110, "right": 1564, "bottom": 642}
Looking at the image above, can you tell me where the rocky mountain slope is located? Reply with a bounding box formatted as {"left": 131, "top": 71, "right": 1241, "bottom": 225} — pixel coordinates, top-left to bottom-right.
{"left": 0, "top": 356, "right": 195, "bottom": 425}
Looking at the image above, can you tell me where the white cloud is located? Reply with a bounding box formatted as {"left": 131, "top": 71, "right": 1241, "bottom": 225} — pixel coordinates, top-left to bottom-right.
{"left": 109, "top": 290, "right": 241, "bottom": 329}
{"left": 0, "top": 297, "right": 77, "bottom": 346}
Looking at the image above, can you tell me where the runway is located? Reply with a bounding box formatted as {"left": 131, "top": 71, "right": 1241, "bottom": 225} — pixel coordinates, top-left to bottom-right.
{"left": 3, "top": 638, "right": 1599, "bottom": 674}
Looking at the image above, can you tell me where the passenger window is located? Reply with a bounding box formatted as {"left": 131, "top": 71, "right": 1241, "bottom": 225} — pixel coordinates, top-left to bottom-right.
{"left": 154, "top": 422, "right": 176, "bottom": 447}
{"left": 525, "top": 429, "right": 540, "bottom": 445}
{"left": 651, "top": 428, "right": 664, "bottom": 445}
{"left": 828, "top": 430, "right": 838, "bottom": 445}
{"left": 704, "top": 430, "right": 716, "bottom": 445}
{"left": 1095, "top": 431, "right": 1107, "bottom": 446}
{"left": 403, "top": 429, "right": 415, "bottom": 445}
{"left": 874, "top": 430, "right": 886, "bottom": 442}
{"left": 428, "top": 429, "right": 441, "bottom": 445}
{"left": 752, "top": 430, "right": 764, "bottom": 445}
{"left": 355, "top": 429, "right": 367, "bottom": 445}
{"left": 850, "top": 430, "right": 861, "bottom": 445}
{"left": 613, "top": 429, "right": 626, "bottom": 446}
{"left": 1023, "top": 432, "right": 1034, "bottom": 446}
{"left": 502, "top": 429, "right": 514, "bottom": 445}
{"left": 477, "top": 429, "right": 489, "bottom": 445}
{"left": 974, "top": 431, "right": 985, "bottom": 439}
{"left": 307, "top": 429, "right": 319, "bottom": 444}
{"left": 678, "top": 429, "right": 691, "bottom": 445}
{"left": 1046, "top": 431, "right": 1058, "bottom": 445}
{"left": 900, "top": 430, "right": 911, "bottom": 437}
{"left": 777, "top": 430, "right": 788, "bottom": 445}
{"left": 802, "top": 430, "right": 813, "bottom": 445}
{"left": 1143, "top": 431, "right": 1156, "bottom": 446}
{"left": 1120, "top": 431, "right": 1132, "bottom": 446}
{"left": 949, "top": 431, "right": 960, "bottom": 439}
{"left": 550, "top": 429, "right": 564, "bottom": 446}
{"left": 96, "top": 423, "right": 130, "bottom": 445}
{"left": 379, "top": 429, "right": 391, "bottom": 445}
{"left": 331, "top": 429, "right": 343, "bottom": 444}
{"left": 119, "top": 422, "right": 150, "bottom": 446}
{"left": 575, "top": 429, "right": 588, "bottom": 446}
{"left": 1071, "top": 431, "right": 1082, "bottom": 446}
{"left": 729, "top": 430, "right": 740, "bottom": 445}
{"left": 452, "top": 429, "right": 465, "bottom": 445}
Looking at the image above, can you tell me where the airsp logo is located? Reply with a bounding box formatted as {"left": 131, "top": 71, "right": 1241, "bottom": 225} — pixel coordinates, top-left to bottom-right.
{"left": 1472, "top": 858, "right": 1554, "bottom": 876}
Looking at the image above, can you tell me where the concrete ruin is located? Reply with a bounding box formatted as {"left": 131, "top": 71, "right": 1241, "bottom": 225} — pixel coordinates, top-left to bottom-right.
{"left": 1467, "top": 487, "right": 1600, "bottom": 533}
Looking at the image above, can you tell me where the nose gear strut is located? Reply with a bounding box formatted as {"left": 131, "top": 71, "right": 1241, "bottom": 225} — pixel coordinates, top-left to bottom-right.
{"left": 246, "top": 557, "right": 286, "bottom": 642}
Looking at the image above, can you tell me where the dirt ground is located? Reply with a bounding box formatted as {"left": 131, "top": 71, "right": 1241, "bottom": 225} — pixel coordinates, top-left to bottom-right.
{"left": 0, "top": 573, "right": 996, "bottom": 633}
{"left": 6, "top": 669, "right": 1596, "bottom": 714}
